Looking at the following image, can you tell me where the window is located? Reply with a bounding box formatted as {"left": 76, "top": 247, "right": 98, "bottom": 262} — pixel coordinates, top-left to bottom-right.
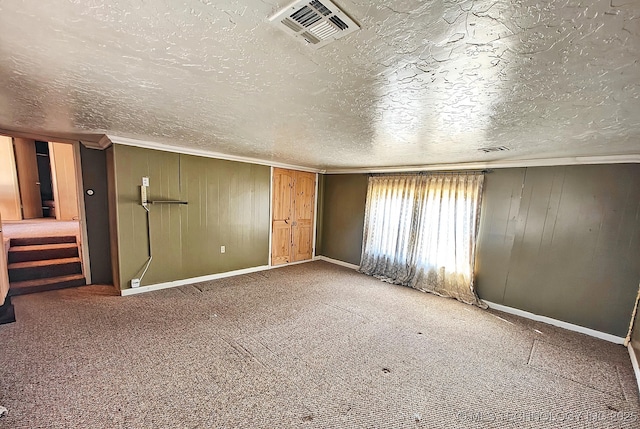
{"left": 359, "top": 173, "right": 485, "bottom": 306}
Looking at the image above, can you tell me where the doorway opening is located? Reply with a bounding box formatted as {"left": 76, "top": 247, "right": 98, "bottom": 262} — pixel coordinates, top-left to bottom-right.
{"left": 0, "top": 135, "right": 87, "bottom": 295}
{"left": 35, "top": 141, "right": 55, "bottom": 218}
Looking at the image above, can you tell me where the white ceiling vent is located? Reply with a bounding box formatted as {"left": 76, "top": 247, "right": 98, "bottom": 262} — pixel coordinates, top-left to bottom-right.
{"left": 479, "top": 146, "right": 510, "bottom": 153}
{"left": 269, "top": 0, "right": 360, "bottom": 49}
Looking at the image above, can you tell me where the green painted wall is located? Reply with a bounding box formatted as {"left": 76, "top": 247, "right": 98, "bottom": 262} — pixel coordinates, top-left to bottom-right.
{"left": 319, "top": 174, "right": 368, "bottom": 266}
{"left": 112, "top": 145, "right": 270, "bottom": 289}
{"left": 476, "top": 165, "right": 640, "bottom": 337}
{"left": 180, "top": 154, "right": 270, "bottom": 276}
{"left": 320, "top": 166, "right": 640, "bottom": 337}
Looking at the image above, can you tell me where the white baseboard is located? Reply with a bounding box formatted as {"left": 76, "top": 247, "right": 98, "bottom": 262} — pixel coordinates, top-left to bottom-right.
{"left": 314, "top": 255, "right": 360, "bottom": 270}
{"left": 483, "top": 300, "right": 625, "bottom": 344}
{"left": 121, "top": 265, "right": 271, "bottom": 296}
{"left": 273, "top": 259, "right": 315, "bottom": 268}
{"left": 120, "top": 258, "right": 323, "bottom": 296}
{"left": 628, "top": 342, "right": 640, "bottom": 396}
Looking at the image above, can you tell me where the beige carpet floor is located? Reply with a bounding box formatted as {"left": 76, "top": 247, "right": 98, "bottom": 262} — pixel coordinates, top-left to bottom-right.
{"left": 0, "top": 261, "right": 638, "bottom": 428}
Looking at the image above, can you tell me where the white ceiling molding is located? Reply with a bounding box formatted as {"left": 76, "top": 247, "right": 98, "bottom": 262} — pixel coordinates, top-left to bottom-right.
{"left": 1, "top": 1, "right": 639, "bottom": 168}
{"left": 108, "top": 135, "right": 322, "bottom": 173}
{"left": 323, "top": 154, "right": 640, "bottom": 174}
{"left": 0, "top": 127, "right": 111, "bottom": 149}
{"left": 80, "top": 134, "right": 112, "bottom": 150}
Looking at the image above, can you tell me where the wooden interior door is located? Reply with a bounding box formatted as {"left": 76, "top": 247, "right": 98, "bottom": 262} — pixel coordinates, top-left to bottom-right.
{"left": 13, "top": 138, "right": 43, "bottom": 219}
{"left": 0, "top": 136, "right": 22, "bottom": 220}
{"left": 292, "top": 171, "right": 315, "bottom": 262}
{"left": 271, "top": 168, "right": 294, "bottom": 265}
{"left": 49, "top": 142, "right": 80, "bottom": 220}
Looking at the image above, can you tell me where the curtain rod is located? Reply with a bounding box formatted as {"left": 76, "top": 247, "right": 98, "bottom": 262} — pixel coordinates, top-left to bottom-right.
{"left": 369, "top": 169, "right": 493, "bottom": 177}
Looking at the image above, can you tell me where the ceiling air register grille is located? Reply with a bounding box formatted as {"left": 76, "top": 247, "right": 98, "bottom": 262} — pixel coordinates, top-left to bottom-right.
{"left": 270, "top": 0, "right": 360, "bottom": 48}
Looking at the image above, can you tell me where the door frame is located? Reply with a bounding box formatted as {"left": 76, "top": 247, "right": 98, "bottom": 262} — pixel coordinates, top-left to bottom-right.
{"left": 268, "top": 166, "right": 273, "bottom": 267}
{"left": 72, "top": 141, "right": 92, "bottom": 285}
{"left": 268, "top": 168, "right": 318, "bottom": 268}
{"left": 312, "top": 172, "right": 318, "bottom": 259}
{"left": 0, "top": 135, "right": 92, "bottom": 285}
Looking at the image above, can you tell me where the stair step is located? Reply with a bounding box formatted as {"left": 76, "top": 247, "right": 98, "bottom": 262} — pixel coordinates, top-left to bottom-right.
{"left": 10, "top": 236, "right": 77, "bottom": 247}
{"left": 8, "top": 243, "right": 79, "bottom": 263}
{"left": 9, "top": 274, "right": 86, "bottom": 296}
{"left": 8, "top": 257, "right": 82, "bottom": 282}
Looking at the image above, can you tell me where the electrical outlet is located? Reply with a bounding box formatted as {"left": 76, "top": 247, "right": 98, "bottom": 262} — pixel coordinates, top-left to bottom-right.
{"left": 220, "top": 246, "right": 225, "bottom": 254}
{"left": 142, "top": 177, "right": 149, "bottom": 186}
{"left": 131, "top": 278, "right": 140, "bottom": 288}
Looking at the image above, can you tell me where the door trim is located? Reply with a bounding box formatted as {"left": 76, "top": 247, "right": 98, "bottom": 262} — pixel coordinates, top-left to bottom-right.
{"left": 73, "top": 142, "right": 92, "bottom": 285}
{"left": 312, "top": 172, "right": 318, "bottom": 259}
{"left": 268, "top": 166, "right": 273, "bottom": 267}
{"left": 628, "top": 344, "right": 640, "bottom": 397}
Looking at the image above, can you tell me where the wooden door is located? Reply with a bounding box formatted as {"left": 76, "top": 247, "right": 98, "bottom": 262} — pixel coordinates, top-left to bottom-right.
{"left": 0, "top": 136, "right": 22, "bottom": 220}
{"left": 271, "top": 168, "right": 294, "bottom": 265}
{"left": 49, "top": 142, "right": 80, "bottom": 220}
{"left": 292, "top": 171, "right": 315, "bottom": 262}
{"left": 13, "top": 138, "right": 43, "bottom": 219}
{"left": 271, "top": 168, "right": 316, "bottom": 265}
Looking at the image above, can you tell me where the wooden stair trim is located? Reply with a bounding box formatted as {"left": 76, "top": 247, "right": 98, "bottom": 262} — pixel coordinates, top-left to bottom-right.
{"left": 9, "top": 236, "right": 77, "bottom": 246}
{"left": 9, "top": 243, "right": 78, "bottom": 252}
{"left": 9, "top": 274, "right": 86, "bottom": 296}
{"left": 8, "top": 257, "right": 82, "bottom": 270}
{"left": 10, "top": 274, "right": 86, "bottom": 289}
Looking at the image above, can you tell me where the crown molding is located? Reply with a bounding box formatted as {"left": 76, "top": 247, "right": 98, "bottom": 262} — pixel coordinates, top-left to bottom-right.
{"left": 80, "top": 134, "right": 112, "bottom": 150}
{"left": 323, "top": 154, "right": 640, "bottom": 174}
{"left": 108, "top": 135, "right": 322, "bottom": 173}
{"left": 3, "top": 127, "right": 637, "bottom": 173}
{"left": 0, "top": 127, "right": 79, "bottom": 145}
{"left": 0, "top": 127, "right": 111, "bottom": 149}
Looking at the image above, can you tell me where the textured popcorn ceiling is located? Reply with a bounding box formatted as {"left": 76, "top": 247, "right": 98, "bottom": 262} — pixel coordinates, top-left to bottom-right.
{"left": 0, "top": 0, "right": 639, "bottom": 169}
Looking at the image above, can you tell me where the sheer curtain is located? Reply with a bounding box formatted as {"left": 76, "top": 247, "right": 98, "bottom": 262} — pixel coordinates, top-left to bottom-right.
{"left": 359, "top": 173, "right": 485, "bottom": 307}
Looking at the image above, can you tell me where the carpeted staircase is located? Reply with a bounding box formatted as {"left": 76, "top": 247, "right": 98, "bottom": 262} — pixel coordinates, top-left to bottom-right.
{"left": 7, "top": 236, "right": 86, "bottom": 296}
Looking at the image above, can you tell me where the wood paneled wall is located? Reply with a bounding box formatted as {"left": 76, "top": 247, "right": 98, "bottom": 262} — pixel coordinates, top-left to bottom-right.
{"left": 111, "top": 145, "right": 270, "bottom": 289}
{"left": 319, "top": 166, "right": 640, "bottom": 337}
{"left": 476, "top": 165, "right": 640, "bottom": 337}
{"left": 319, "top": 174, "right": 368, "bottom": 266}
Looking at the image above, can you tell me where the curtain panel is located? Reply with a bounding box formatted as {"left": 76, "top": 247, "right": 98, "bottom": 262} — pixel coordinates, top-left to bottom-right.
{"left": 359, "top": 173, "right": 485, "bottom": 307}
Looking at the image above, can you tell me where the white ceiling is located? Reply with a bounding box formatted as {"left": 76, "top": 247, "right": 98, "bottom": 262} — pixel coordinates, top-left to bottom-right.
{"left": 0, "top": 0, "right": 639, "bottom": 169}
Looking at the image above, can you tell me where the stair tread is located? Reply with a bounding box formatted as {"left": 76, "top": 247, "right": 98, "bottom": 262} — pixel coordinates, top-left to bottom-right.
{"left": 8, "top": 257, "right": 82, "bottom": 269}
{"left": 10, "top": 274, "right": 86, "bottom": 288}
{"left": 9, "top": 243, "right": 78, "bottom": 252}
{"left": 10, "top": 236, "right": 77, "bottom": 246}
